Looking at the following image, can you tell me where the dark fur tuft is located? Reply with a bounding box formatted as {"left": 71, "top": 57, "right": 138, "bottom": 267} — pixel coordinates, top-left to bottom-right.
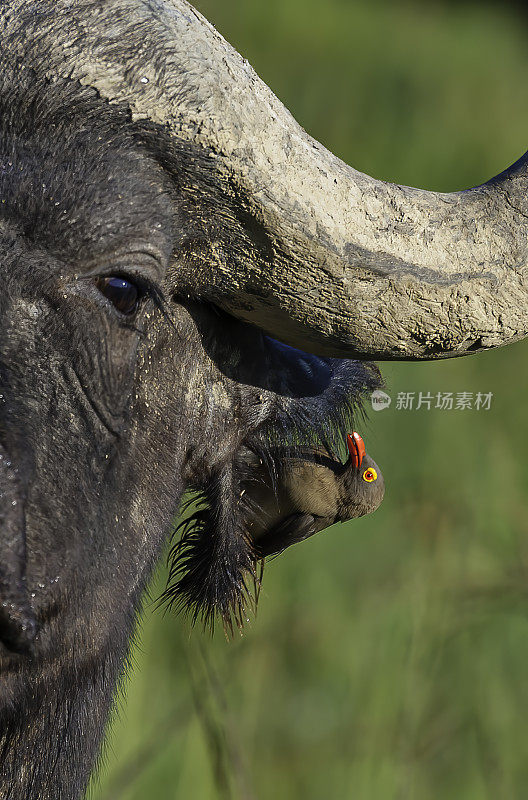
{"left": 162, "top": 465, "right": 258, "bottom": 634}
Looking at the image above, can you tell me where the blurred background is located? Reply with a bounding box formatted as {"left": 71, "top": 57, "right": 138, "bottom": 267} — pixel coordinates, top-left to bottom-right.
{"left": 92, "top": 1, "right": 528, "bottom": 798}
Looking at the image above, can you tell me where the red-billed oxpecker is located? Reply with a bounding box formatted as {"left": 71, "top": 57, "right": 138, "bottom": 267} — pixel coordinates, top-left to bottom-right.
{"left": 243, "top": 432, "right": 384, "bottom": 558}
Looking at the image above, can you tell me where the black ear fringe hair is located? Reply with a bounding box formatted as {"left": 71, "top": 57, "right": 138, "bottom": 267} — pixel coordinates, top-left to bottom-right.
{"left": 163, "top": 358, "right": 383, "bottom": 632}
{"left": 252, "top": 359, "right": 383, "bottom": 460}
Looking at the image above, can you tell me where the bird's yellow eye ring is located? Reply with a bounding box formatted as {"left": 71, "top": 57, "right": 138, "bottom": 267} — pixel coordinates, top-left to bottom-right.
{"left": 362, "top": 467, "right": 377, "bottom": 483}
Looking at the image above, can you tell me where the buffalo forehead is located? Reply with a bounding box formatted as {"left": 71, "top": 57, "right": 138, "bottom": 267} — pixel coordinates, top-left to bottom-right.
{"left": 0, "top": 75, "right": 174, "bottom": 272}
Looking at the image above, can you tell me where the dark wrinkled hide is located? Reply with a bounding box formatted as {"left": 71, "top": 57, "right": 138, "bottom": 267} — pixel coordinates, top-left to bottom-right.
{"left": 0, "top": 70, "right": 381, "bottom": 798}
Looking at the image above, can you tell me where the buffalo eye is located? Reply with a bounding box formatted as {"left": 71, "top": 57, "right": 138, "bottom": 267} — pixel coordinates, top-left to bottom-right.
{"left": 94, "top": 276, "right": 140, "bottom": 315}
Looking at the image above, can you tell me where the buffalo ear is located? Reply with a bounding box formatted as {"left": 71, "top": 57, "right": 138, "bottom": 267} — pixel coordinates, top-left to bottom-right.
{"left": 0, "top": 451, "right": 37, "bottom": 654}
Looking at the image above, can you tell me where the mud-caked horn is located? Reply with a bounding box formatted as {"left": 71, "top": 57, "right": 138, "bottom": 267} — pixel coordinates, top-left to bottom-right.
{"left": 2, "top": 0, "right": 528, "bottom": 359}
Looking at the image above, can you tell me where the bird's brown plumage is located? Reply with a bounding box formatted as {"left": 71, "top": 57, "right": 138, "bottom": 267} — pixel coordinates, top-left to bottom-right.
{"left": 241, "top": 434, "right": 384, "bottom": 557}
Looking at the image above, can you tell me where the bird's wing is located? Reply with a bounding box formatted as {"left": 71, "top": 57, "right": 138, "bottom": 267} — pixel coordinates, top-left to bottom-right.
{"left": 255, "top": 513, "right": 333, "bottom": 558}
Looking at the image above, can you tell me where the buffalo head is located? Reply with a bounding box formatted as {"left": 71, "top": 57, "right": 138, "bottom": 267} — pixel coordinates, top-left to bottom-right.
{"left": 0, "top": 2, "right": 527, "bottom": 798}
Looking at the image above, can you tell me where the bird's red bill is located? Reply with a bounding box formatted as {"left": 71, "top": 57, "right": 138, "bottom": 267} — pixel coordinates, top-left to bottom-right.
{"left": 347, "top": 431, "right": 366, "bottom": 468}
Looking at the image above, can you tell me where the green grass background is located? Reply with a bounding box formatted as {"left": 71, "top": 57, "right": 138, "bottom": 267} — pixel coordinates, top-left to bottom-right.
{"left": 92, "top": 1, "right": 528, "bottom": 798}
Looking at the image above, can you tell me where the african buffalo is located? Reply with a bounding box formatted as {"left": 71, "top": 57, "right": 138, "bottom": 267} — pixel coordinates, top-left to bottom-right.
{"left": 0, "top": 1, "right": 526, "bottom": 797}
